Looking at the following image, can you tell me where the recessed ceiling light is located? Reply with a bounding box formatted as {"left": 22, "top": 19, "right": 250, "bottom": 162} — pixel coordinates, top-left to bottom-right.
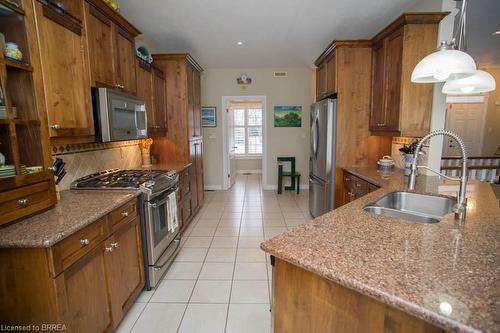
{"left": 237, "top": 41, "right": 243, "bottom": 46}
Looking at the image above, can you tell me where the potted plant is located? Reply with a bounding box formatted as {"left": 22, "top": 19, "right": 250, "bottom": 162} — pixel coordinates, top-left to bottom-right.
{"left": 399, "top": 140, "right": 423, "bottom": 176}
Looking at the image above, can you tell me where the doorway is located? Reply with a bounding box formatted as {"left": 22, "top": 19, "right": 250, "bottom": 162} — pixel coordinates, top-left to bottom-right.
{"left": 443, "top": 95, "right": 487, "bottom": 156}
{"left": 222, "top": 96, "right": 267, "bottom": 190}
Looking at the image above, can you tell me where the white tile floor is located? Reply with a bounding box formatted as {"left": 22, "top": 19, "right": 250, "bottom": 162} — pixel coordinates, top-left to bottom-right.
{"left": 117, "top": 174, "right": 311, "bottom": 333}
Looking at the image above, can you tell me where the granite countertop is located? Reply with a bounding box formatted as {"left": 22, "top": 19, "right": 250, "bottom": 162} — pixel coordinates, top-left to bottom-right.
{"left": 0, "top": 190, "right": 140, "bottom": 248}
{"left": 261, "top": 166, "right": 500, "bottom": 333}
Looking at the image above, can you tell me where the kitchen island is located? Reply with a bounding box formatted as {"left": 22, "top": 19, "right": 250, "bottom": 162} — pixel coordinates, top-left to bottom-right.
{"left": 261, "top": 167, "right": 499, "bottom": 333}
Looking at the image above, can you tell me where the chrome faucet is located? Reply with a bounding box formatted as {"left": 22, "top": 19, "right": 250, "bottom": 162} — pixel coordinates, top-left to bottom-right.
{"left": 407, "top": 130, "right": 468, "bottom": 222}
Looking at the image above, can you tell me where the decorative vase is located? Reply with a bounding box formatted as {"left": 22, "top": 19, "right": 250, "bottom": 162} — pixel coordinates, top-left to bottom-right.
{"left": 403, "top": 154, "right": 415, "bottom": 176}
{"left": 4, "top": 42, "right": 23, "bottom": 61}
{"left": 140, "top": 138, "right": 153, "bottom": 167}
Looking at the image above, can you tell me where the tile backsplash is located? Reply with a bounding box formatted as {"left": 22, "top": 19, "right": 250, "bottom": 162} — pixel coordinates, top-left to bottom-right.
{"left": 54, "top": 144, "right": 142, "bottom": 190}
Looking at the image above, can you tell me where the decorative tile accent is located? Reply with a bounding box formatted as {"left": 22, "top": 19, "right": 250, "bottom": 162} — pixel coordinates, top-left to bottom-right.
{"left": 52, "top": 140, "right": 141, "bottom": 155}
{"left": 52, "top": 144, "right": 142, "bottom": 190}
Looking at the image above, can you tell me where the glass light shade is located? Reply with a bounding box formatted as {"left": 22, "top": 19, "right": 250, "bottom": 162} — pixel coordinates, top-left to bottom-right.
{"left": 411, "top": 49, "right": 477, "bottom": 83}
{"left": 442, "top": 70, "right": 496, "bottom": 95}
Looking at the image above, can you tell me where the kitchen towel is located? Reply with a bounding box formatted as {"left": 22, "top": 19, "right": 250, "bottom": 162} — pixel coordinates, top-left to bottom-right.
{"left": 167, "top": 191, "right": 179, "bottom": 232}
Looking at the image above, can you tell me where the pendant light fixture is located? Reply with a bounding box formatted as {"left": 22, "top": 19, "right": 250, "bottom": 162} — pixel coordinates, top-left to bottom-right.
{"left": 411, "top": 0, "right": 496, "bottom": 94}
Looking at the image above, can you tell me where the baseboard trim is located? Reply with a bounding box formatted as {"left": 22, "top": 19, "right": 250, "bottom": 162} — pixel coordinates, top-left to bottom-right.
{"left": 236, "top": 169, "right": 262, "bottom": 174}
{"left": 204, "top": 185, "right": 223, "bottom": 191}
{"left": 263, "top": 185, "right": 309, "bottom": 191}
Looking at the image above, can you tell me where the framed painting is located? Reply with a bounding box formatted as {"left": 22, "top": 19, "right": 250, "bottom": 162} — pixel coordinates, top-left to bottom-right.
{"left": 274, "top": 105, "right": 302, "bottom": 127}
{"left": 202, "top": 106, "right": 217, "bottom": 127}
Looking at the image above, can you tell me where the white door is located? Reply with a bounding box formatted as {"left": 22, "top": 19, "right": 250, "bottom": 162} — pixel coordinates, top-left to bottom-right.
{"left": 443, "top": 102, "right": 486, "bottom": 156}
{"left": 227, "top": 108, "right": 237, "bottom": 187}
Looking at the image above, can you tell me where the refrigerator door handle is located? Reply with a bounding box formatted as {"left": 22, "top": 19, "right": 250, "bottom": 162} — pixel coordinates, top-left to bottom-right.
{"left": 311, "top": 115, "right": 319, "bottom": 158}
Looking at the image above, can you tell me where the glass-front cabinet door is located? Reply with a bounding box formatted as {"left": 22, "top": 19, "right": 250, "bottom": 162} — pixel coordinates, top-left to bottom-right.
{"left": 0, "top": 0, "right": 56, "bottom": 226}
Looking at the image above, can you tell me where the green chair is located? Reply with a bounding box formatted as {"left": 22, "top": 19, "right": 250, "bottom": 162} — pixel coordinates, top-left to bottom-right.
{"left": 277, "top": 157, "right": 301, "bottom": 194}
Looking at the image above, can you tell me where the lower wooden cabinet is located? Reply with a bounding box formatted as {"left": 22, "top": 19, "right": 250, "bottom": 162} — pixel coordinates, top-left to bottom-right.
{"left": 177, "top": 166, "right": 194, "bottom": 232}
{"left": 56, "top": 242, "right": 113, "bottom": 333}
{"left": 342, "top": 170, "right": 380, "bottom": 205}
{"left": 0, "top": 197, "right": 144, "bottom": 331}
{"left": 105, "top": 216, "right": 143, "bottom": 326}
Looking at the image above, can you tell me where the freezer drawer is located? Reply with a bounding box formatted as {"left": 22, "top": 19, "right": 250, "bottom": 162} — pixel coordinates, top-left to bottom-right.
{"left": 309, "top": 176, "right": 334, "bottom": 218}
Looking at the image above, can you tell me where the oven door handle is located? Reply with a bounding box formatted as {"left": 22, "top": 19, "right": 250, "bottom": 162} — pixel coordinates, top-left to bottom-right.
{"left": 149, "top": 196, "right": 170, "bottom": 209}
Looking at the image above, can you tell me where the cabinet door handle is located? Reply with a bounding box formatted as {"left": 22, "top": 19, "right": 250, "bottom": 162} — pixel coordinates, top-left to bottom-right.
{"left": 111, "top": 242, "right": 119, "bottom": 249}
{"left": 80, "top": 238, "right": 90, "bottom": 246}
{"left": 18, "top": 198, "right": 29, "bottom": 207}
{"left": 105, "top": 246, "right": 114, "bottom": 253}
{"left": 121, "top": 211, "right": 129, "bottom": 217}
{"left": 51, "top": 124, "right": 61, "bottom": 130}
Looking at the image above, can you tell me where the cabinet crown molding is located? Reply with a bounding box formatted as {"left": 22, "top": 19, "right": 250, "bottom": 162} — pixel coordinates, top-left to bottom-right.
{"left": 153, "top": 53, "right": 204, "bottom": 72}
{"left": 314, "top": 40, "right": 372, "bottom": 66}
{"left": 371, "top": 12, "right": 449, "bottom": 44}
{"left": 85, "top": 0, "right": 141, "bottom": 36}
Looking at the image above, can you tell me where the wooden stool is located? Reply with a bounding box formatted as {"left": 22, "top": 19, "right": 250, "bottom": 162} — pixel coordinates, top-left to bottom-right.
{"left": 277, "top": 157, "right": 301, "bottom": 194}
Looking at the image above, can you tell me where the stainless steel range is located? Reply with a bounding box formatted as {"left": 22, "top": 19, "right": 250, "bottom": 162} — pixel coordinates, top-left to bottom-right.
{"left": 71, "top": 169, "right": 180, "bottom": 289}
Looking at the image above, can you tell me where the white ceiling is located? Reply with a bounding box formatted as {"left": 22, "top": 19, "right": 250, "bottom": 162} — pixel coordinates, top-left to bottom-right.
{"left": 119, "top": 0, "right": 427, "bottom": 68}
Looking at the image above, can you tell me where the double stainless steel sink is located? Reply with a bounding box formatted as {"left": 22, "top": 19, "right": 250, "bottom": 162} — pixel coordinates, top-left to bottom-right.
{"left": 363, "top": 191, "right": 457, "bottom": 224}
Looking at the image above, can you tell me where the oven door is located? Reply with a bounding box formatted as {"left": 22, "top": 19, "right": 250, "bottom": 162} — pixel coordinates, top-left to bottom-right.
{"left": 144, "top": 188, "right": 179, "bottom": 265}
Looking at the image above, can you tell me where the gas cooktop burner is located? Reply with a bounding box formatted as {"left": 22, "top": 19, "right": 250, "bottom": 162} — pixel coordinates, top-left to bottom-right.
{"left": 70, "top": 169, "right": 178, "bottom": 198}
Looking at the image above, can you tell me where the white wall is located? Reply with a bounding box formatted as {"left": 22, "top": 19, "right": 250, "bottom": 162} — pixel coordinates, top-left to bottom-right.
{"left": 427, "top": 0, "right": 456, "bottom": 172}
{"left": 201, "top": 68, "right": 312, "bottom": 189}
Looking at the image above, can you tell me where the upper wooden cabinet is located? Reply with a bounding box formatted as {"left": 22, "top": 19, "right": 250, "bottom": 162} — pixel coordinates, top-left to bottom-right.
{"left": 83, "top": 0, "right": 140, "bottom": 94}
{"left": 34, "top": 2, "right": 94, "bottom": 142}
{"left": 315, "top": 49, "right": 337, "bottom": 100}
{"left": 152, "top": 66, "right": 167, "bottom": 132}
{"left": 135, "top": 60, "right": 167, "bottom": 134}
{"left": 369, "top": 13, "right": 447, "bottom": 137}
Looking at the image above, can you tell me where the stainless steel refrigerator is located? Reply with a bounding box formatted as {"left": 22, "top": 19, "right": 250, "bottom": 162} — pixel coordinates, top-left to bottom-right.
{"left": 309, "top": 98, "right": 337, "bottom": 218}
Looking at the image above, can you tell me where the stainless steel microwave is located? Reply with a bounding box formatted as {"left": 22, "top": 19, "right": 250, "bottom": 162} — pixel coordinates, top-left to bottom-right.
{"left": 92, "top": 87, "right": 147, "bottom": 142}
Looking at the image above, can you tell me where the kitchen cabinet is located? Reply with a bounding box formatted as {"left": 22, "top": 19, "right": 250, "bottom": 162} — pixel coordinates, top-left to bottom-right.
{"left": 84, "top": 0, "right": 140, "bottom": 94}
{"left": 188, "top": 140, "right": 203, "bottom": 212}
{"left": 136, "top": 60, "right": 167, "bottom": 134}
{"left": 136, "top": 61, "right": 154, "bottom": 130}
{"left": 105, "top": 215, "right": 143, "bottom": 326}
{"left": 273, "top": 258, "right": 446, "bottom": 333}
{"left": 34, "top": 1, "right": 94, "bottom": 142}
{"left": 369, "top": 13, "right": 447, "bottom": 137}
{"left": 151, "top": 53, "right": 204, "bottom": 214}
{"left": 313, "top": 40, "right": 391, "bottom": 208}
{"left": 177, "top": 166, "right": 194, "bottom": 231}
{"left": 0, "top": 0, "right": 56, "bottom": 226}
{"left": 57, "top": 242, "right": 113, "bottom": 332}
{"left": 152, "top": 66, "right": 167, "bottom": 132}
{"left": 342, "top": 170, "right": 379, "bottom": 205}
{"left": 0, "top": 198, "right": 144, "bottom": 331}
{"left": 315, "top": 49, "right": 336, "bottom": 101}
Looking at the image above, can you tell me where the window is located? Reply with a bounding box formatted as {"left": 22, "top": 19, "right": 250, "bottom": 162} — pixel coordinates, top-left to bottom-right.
{"left": 230, "top": 102, "right": 263, "bottom": 156}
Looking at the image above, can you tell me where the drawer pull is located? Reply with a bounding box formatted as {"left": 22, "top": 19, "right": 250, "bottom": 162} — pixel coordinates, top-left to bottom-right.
{"left": 121, "top": 211, "right": 129, "bottom": 217}
{"left": 105, "top": 246, "right": 114, "bottom": 253}
{"left": 345, "top": 177, "right": 351, "bottom": 181}
{"left": 356, "top": 183, "right": 361, "bottom": 187}
{"left": 111, "top": 242, "right": 119, "bottom": 249}
{"left": 348, "top": 191, "right": 355, "bottom": 197}
{"left": 80, "top": 238, "right": 90, "bottom": 246}
{"left": 18, "top": 198, "right": 29, "bottom": 207}
{"left": 51, "top": 124, "right": 61, "bottom": 130}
